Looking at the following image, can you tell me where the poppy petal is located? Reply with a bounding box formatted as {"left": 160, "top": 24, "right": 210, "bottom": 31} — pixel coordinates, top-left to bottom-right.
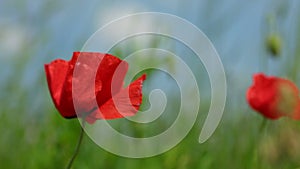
{"left": 275, "top": 78, "right": 300, "bottom": 119}
{"left": 88, "top": 74, "right": 146, "bottom": 121}
{"left": 95, "top": 54, "right": 128, "bottom": 106}
{"left": 62, "top": 52, "right": 104, "bottom": 115}
{"left": 246, "top": 74, "right": 280, "bottom": 119}
{"left": 44, "top": 59, "right": 73, "bottom": 117}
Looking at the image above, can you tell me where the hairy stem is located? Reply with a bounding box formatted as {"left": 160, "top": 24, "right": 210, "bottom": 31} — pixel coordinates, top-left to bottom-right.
{"left": 66, "top": 120, "right": 86, "bottom": 169}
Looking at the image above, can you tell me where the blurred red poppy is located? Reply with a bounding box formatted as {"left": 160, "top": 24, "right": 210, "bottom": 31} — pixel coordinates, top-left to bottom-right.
{"left": 247, "top": 73, "right": 300, "bottom": 120}
{"left": 45, "top": 52, "right": 146, "bottom": 124}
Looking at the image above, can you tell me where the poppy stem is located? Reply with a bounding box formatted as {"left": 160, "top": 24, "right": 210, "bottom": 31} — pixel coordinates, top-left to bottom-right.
{"left": 66, "top": 120, "right": 86, "bottom": 169}
{"left": 254, "top": 118, "right": 268, "bottom": 169}
{"left": 259, "top": 118, "right": 268, "bottom": 132}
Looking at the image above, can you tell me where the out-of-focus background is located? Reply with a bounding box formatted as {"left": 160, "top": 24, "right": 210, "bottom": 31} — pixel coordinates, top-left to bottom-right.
{"left": 1, "top": 0, "right": 300, "bottom": 168}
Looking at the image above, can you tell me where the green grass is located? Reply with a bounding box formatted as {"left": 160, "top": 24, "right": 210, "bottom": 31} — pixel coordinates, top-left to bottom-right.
{"left": 1, "top": 100, "right": 300, "bottom": 169}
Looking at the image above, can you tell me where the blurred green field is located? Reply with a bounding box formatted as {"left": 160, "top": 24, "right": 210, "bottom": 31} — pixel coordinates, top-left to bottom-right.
{"left": 2, "top": 101, "right": 300, "bottom": 169}
{"left": 1, "top": 0, "right": 300, "bottom": 169}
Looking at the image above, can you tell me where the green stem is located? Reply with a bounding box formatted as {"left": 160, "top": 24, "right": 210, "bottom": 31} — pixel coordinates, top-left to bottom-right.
{"left": 254, "top": 118, "right": 268, "bottom": 169}
{"left": 66, "top": 120, "right": 86, "bottom": 169}
{"left": 259, "top": 118, "right": 268, "bottom": 132}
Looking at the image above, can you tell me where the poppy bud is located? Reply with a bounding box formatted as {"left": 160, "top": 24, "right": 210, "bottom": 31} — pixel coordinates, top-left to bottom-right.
{"left": 265, "top": 33, "right": 282, "bottom": 57}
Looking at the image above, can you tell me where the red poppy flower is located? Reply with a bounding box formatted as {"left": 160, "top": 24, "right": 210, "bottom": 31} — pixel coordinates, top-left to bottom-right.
{"left": 45, "top": 52, "right": 146, "bottom": 124}
{"left": 246, "top": 73, "right": 300, "bottom": 120}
